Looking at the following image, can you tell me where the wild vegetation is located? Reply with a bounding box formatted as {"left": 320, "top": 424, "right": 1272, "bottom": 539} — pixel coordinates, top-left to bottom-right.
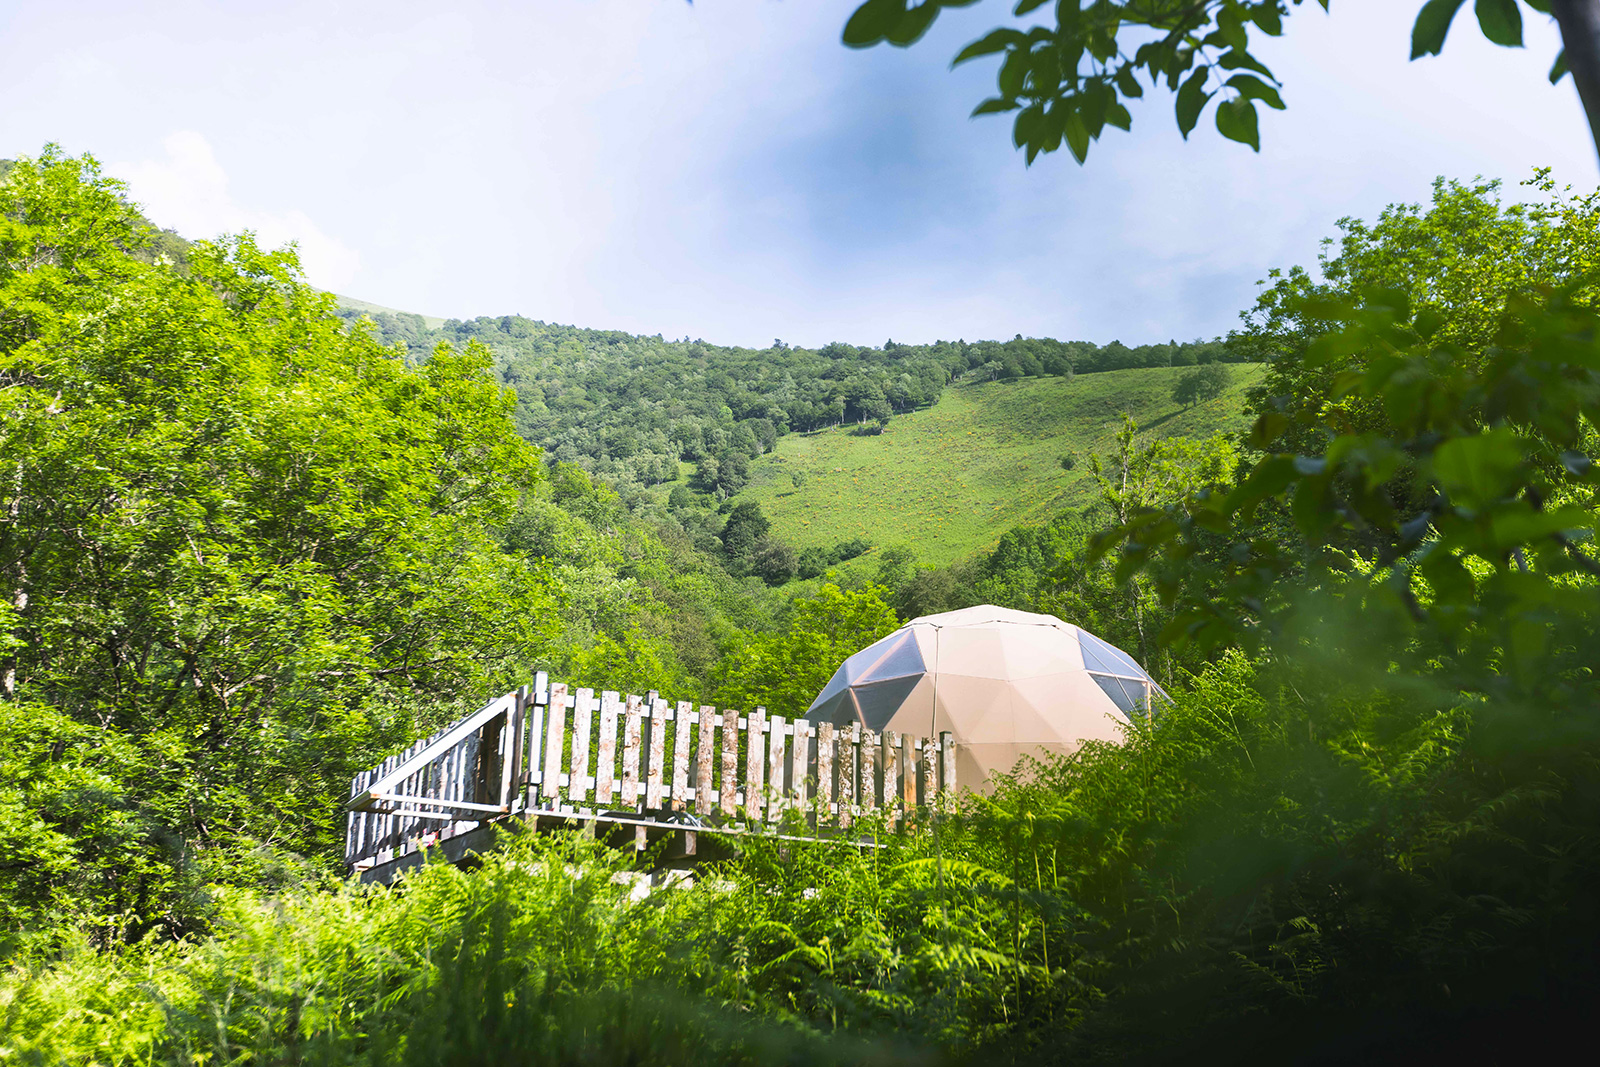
{"left": 5, "top": 56, "right": 1600, "bottom": 1065}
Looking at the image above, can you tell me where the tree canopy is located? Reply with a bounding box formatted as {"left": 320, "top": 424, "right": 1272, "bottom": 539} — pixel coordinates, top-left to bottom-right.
{"left": 1, "top": 149, "right": 557, "bottom": 943}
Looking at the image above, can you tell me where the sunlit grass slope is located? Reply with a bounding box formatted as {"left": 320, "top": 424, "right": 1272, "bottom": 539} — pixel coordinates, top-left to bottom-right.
{"left": 743, "top": 365, "right": 1265, "bottom": 566}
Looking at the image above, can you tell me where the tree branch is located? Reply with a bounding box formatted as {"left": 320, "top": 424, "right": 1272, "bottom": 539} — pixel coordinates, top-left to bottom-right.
{"left": 1553, "top": 0, "right": 1600, "bottom": 167}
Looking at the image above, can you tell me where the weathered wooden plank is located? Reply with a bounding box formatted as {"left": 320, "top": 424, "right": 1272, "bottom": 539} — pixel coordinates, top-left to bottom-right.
{"left": 525, "top": 695, "right": 545, "bottom": 798}
{"left": 882, "top": 730, "right": 900, "bottom": 812}
{"left": 595, "top": 691, "right": 620, "bottom": 804}
{"left": 504, "top": 688, "right": 527, "bottom": 810}
{"left": 940, "top": 731, "right": 956, "bottom": 801}
{"left": 744, "top": 708, "right": 766, "bottom": 820}
{"left": 719, "top": 706, "right": 739, "bottom": 817}
{"left": 838, "top": 723, "right": 857, "bottom": 828}
{"left": 766, "top": 714, "right": 787, "bottom": 820}
{"left": 569, "top": 688, "right": 594, "bottom": 803}
{"left": 621, "top": 694, "right": 644, "bottom": 808}
{"left": 860, "top": 729, "right": 877, "bottom": 813}
{"left": 541, "top": 683, "right": 568, "bottom": 803}
{"left": 922, "top": 734, "right": 939, "bottom": 811}
{"left": 695, "top": 705, "right": 716, "bottom": 815}
{"left": 791, "top": 718, "right": 810, "bottom": 811}
{"left": 346, "top": 773, "right": 363, "bottom": 863}
{"left": 815, "top": 722, "right": 834, "bottom": 822}
{"left": 378, "top": 754, "right": 396, "bottom": 861}
{"left": 903, "top": 734, "right": 918, "bottom": 811}
{"left": 645, "top": 697, "right": 667, "bottom": 810}
{"left": 671, "top": 701, "right": 693, "bottom": 810}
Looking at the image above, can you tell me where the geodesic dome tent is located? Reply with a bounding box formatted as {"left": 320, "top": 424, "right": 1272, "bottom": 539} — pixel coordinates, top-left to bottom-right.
{"left": 807, "top": 605, "right": 1166, "bottom": 788}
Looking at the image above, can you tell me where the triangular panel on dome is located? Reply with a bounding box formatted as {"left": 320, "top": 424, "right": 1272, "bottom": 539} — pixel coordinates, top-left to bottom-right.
{"left": 1080, "top": 631, "right": 1145, "bottom": 678}
{"left": 857, "top": 630, "right": 926, "bottom": 683}
{"left": 850, "top": 674, "right": 924, "bottom": 728}
{"left": 1091, "top": 674, "right": 1151, "bottom": 716}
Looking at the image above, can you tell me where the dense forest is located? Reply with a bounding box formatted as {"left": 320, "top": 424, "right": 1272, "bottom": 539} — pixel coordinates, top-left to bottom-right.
{"left": 5, "top": 128, "right": 1600, "bottom": 1067}
{"left": 340, "top": 309, "right": 1241, "bottom": 497}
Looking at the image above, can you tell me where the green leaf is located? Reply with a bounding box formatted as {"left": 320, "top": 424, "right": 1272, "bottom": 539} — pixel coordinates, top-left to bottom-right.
{"left": 1215, "top": 96, "right": 1261, "bottom": 151}
{"left": 1411, "top": 0, "right": 1466, "bottom": 59}
{"left": 1013, "top": 104, "right": 1044, "bottom": 149}
{"left": 1523, "top": 0, "right": 1552, "bottom": 12}
{"left": 1249, "top": 412, "right": 1290, "bottom": 449}
{"left": 1551, "top": 50, "right": 1569, "bottom": 84}
{"left": 1176, "top": 67, "right": 1212, "bottom": 138}
{"left": 886, "top": 3, "right": 939, "bottom": 46}
{"left": 1432, "top": 427, "right": 1526, "bottom": 507}
{"left": 1419, "top": 545, "right": 1476, "bottom": 604}
{"left": 1115, "top": 65, "right": 1143, "bottom": 98}
{"left": 1218, "top": 48, "right": 1276, "bottom": 78}
{"left": 1226, "top": 454, "right": 1298, "bottom": 513}
{"left": 843, "top": 0, "right": 906, "bottom": 47}
{"left": 1225, "top": 73, "right": 1285, "bottom": 110}
{"left": 954, "top": 28, "right": 1026, "bottom": 66}
{"left": 971, "top": 96, "right": 1020, "bottom": 116}
{"left": 1250, "top": 2, "right": 1284, "bottom": 35}
{"left": 998, "top": 47, "right": 1030, "bottom": 96}
{"left": 1105, "top": 101, "right": 1132, "bottom": 131}
{"left": 1014, "top": 0, "right": 1049, "bottom": 13}
{"left": 1474, "top": 0, "right": 1523, "bottom": 47}
{"left": 1214, "top": 4, "right": 1248, "bottom": 51}
{"left": 1063, "top": 109, "right": 1091, "bottom": 163}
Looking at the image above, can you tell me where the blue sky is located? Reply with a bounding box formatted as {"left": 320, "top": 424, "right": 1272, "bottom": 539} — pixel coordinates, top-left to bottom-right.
{"left": 0, "top": 0, "right": 1589, "bottom": 348}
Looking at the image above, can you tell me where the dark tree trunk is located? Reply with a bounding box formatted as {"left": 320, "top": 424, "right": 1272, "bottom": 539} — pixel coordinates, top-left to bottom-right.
{"left": 1553, "top": 0, "right": 1600, "bottom": 165}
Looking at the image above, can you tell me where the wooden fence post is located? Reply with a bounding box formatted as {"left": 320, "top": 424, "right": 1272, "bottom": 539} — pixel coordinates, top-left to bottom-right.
{"left": 672, "top": 701, "right": 693, "bottom": 811}
{"left": 766, "top": 714, "right": 787, "bottom": 820}
{"left": 646, "top": 696, "right": 667, "bottom": 810}
{"left": 744, "top": 708, "right": 766, "bottom": 821}
{"left": 569, "top": 688, "right": 594, "bottom": 804}
{"left": 541, "top": 683, "right": 567, "bottom": 805}
{"left": 790, "top": 719, "right": 810, "bottom": 813}
{"left": 696, "top": 706, "right": 716, "bottom": 816}
{"left": 621, "top": 694, "right": 644, "bottom": 809}
{"left": 596, "top": 691, "right": 620, "bottom": 805}
{"left": 816, "top": 722, "right": 835, "bottom": 824}
{"left": 719, "top": 706, "right": 739, "bottom": 817}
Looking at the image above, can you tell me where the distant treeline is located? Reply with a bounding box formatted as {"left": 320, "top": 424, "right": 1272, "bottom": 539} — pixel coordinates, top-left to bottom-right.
{"left": 341, "top": 309, "right": 1252, "bottom": 494}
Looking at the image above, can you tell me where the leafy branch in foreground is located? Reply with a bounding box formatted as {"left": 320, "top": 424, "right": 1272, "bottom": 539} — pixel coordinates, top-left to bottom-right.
{"left": 843, "top": 1, "right": 1585, "bottom": 164}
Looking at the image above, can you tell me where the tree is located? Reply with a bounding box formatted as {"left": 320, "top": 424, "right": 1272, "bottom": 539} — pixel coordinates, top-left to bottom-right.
{"left": 1086, "top": 417, "right": 1237, "bottom": 662}
{"left": 720, "top": 500, "right": 771, "bottom": 559}
{"left": 1236, "top": 172, "right": 1600, "bottom": 454}
{"left": 1171, "top": 361, "right": 1232, "bottom": 408}
{"left": 843, "top": 1, "right": 1600, "bottom": 164}
{"left": 1, "top": 149, "right": 554, "bottom": 940}
{"left": 711, "top": 584, "right": 899, "bottom": 716}
{"left": 749, "top": 536, "right": 800, "bottom": 585}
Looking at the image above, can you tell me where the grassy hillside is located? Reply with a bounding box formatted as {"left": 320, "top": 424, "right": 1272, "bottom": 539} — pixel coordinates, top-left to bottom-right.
{"left": 740, "top": 364, "right": 1264, "bottom": 566}
{"left": 335, "top": 293, "right": 447, "bottom": 330}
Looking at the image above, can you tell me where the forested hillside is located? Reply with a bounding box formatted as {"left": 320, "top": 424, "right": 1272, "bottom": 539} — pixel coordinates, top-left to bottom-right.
{"left": 340, "top": 303, "right": 1246, "bottom": 498}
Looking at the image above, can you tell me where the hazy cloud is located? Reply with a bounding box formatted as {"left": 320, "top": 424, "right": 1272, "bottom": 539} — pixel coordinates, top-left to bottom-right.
{"left": 109, "top": 131, "right": 361, "bottom": 290}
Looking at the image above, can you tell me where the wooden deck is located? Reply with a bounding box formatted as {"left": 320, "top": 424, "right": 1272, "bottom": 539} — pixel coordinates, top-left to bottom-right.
{"left": 345, "top": 672, "right": 956, "bottom": 883}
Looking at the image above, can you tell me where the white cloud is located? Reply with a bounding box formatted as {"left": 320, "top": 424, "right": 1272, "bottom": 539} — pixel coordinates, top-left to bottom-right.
{"left": 109, "top": 131, "right": 360, "bottom": 290}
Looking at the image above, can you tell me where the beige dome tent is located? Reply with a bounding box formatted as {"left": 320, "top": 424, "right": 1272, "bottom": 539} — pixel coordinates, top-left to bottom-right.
{"left": 806, "top": 605, "right": 1165, "bottom": 788}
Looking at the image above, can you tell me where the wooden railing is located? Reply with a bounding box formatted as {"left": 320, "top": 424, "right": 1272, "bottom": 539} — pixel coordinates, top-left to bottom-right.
{"left": 345, "top": 672, "right": 956, "bottom": 873}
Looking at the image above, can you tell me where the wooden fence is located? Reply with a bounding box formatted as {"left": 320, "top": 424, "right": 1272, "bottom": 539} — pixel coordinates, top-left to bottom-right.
{"left": 345, "top": 672, "right": 956, "bottom": 874}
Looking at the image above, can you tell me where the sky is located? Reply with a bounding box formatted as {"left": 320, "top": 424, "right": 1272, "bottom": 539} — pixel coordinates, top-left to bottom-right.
{"left": 0, "top": 0, "right": 1589, "bottom": 348}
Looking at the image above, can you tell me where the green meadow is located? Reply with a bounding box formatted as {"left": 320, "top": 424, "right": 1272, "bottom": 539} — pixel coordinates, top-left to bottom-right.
{"left": 741, "top": 364, "right": 1265, "bottom": 565}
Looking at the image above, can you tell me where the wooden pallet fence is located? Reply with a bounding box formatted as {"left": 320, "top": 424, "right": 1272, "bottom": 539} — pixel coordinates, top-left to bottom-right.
{"left": 345, "top": 672, "right": 956, "bottom": 871}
